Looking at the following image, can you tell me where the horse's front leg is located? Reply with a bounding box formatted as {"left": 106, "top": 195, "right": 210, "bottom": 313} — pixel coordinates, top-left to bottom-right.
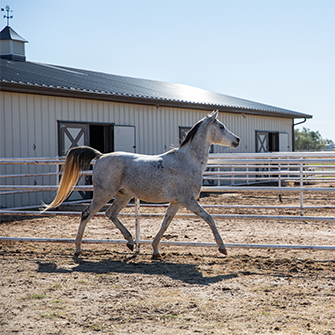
{"left": 181, "top": 197, "right": 227, "bottom": 255}
{"left": 152, "top": 202, "right": 181, "bottom": 259}
{"left": 106, "top": 191, "right": 134, "bottom": 251}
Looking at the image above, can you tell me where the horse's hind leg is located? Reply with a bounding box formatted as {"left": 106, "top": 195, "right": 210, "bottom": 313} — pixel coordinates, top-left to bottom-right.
{"left": 152, "top": 202, "right": 181, "bottom": 259}
{"left": 105, "top": 191, "right": 134, "bottom": 251}
{"left": 75, "top": 193, "right": 111, "bottom": 256}
{"left": 180, "top": 197, "right": 227, "bottom": 255}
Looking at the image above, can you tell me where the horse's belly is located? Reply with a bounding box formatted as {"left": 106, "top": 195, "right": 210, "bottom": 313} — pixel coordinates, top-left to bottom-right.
{"left": 124, "top": 176, "right": 201, "bottom": 203}
{"left": 125, "top": 182, "right": 176, "bottom": 203}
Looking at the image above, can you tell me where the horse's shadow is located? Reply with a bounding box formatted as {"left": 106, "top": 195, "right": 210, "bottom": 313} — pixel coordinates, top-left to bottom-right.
{"left": 36, "top": 255, "right": 238, "bottom": 285}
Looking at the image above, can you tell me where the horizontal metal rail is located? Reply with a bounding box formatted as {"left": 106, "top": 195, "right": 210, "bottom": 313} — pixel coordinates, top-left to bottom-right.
{"left": 208, "top": 158, "right": 335, "bottom": 165}
{"left": 1, "top": 185, "right": 335, "bottom": 193}
{"left": 1, "top": 210, "right": 334, "bottom": 223}
{"left": 0, "top": 236, "right": 334, "bottom": 251}
{"left": 5, "top": 200, "right": 335, "bottom": 212}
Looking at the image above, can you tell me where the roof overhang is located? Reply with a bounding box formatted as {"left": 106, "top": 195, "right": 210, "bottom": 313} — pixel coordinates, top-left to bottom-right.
{"left": 0, "top": 80, "right": 313, "bottom": 119}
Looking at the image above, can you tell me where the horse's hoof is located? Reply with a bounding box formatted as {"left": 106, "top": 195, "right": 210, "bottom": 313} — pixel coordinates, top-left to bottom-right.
{"left": 152, "top": 253, "right": 161, "bottom": 260}
{"left": 219, "top": 247, "right": 227, "bottom": 256}
{"left": 127, "top": 242, "right": 134, "bottom": 251}
{"left": 74, "top": 251, "right": 82, "bottom": 257}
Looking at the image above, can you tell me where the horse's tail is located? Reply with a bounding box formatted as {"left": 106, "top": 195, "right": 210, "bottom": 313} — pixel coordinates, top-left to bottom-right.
{"left": 42, "top": 146, "right": 102, "bottom": 212}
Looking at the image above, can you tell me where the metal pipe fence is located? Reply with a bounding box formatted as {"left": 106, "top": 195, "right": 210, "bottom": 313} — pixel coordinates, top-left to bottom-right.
{"left": 1, "top": 152, "right": 335, "bottom": 251}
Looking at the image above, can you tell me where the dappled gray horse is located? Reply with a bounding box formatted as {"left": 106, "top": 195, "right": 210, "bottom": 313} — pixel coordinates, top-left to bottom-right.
{"left": 43, "top": 110, "right": 240, "bottom": 258}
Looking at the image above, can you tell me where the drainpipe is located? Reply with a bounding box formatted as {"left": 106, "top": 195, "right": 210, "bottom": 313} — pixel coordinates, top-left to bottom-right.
{"left": 292, "top": 118, "right": 307, "bottom": 152}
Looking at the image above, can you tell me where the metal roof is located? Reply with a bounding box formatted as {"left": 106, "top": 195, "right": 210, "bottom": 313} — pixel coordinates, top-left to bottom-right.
{"left": 0, "top": 58, "right": 312, "bottom": 119}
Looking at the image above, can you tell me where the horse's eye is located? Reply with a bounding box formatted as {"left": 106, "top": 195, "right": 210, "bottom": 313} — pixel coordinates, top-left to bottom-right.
{"left": 220, "top": 125, "right": 225, "bottom": 130}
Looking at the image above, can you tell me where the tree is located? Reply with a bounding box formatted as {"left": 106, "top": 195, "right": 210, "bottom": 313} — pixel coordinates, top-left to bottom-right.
{"left": 294, "top": 127, "right": 327, "bottom": 151}
{"left": 326, "top": 138, "right": 335, "bottom": 148}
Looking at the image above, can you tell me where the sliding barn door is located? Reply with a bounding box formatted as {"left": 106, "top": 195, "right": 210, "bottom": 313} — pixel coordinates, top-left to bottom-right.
{"left": 58, "top": 122, "right": 89, "bottom": 200}
{"left": 58, "top": 122, "right": 88, "bottom": 156}
{"left": 256, "top": 131, "right": 269, "bottom": 153}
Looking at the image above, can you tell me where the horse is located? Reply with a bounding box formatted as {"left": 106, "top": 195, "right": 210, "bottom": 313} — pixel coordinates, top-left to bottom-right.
{"left": 43, "top": 110, "right": 240, "bottom": 258}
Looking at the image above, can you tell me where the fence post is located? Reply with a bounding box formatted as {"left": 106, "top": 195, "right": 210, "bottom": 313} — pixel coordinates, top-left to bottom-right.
{"left": 56, "top": 156, "right": 60, "bottom": 187}
{"left": 278, "top": 163, "right": 282, "bottom": 202}
{"left": 231, "top": 166, "right": 235, "bottom": 186}
{"left": 135, "top": 198, "right": 141, "bottom": 253}
{"left": 299, "top": 159, "right": 304, "bottom": 216}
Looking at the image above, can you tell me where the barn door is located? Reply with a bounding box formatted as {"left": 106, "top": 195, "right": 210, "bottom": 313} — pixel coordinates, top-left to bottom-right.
{"left": 58, "top": 122, "right": 88, "bottom": 156}
{"left": 279, "top": 133, "right": 289, "bottom": 151}
{"left": 256, "top": 131, "right": 269, "bottom": 152}
{"left": 114, "top": 125, "right": 136, "bottom": 152}
{"left": 58, "top": 122, "right": 90, "bottom": 200}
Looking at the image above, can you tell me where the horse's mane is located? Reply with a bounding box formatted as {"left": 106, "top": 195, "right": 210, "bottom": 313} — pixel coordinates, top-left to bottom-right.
{"left": 180, "top": 119, "right": 203, "bottom": 148}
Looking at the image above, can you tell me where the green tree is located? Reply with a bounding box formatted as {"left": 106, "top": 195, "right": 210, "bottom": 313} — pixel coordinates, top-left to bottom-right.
{"left": 294, "top": 127, "right": 327, "bottom": 151}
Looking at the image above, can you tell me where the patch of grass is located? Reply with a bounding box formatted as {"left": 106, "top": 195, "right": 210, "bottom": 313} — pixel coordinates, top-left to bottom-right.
{"left": 54, "top": 299, "right": 62, "bottom": 303}
{"left": 96, "top": 273, "right": 114, "bottom": 278}
{"left": 39, "top": 311, "right": 62, "bottom": 320}
{"left": 52, "top": 283, "right": 62, "bottom": 290}
{"left": 23, "top": 293, "right": 47, "bottom": 300}
{"left": 90, "top": 324, "right": 107, "bottom": 331}
{"left": 49, "top": 299, "right": 66, "bottom": 309}
{"left": 113, "top": 284, "right": 124, "bottom": 289}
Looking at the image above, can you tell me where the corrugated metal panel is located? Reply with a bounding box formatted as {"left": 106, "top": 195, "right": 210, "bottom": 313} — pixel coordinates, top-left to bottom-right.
{"left": 0, "top": 92, "right": 293, "bottom": 207}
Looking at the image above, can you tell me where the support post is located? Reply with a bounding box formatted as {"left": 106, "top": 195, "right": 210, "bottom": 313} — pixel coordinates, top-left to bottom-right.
{"left": 231, "top": 166, "right": 235, "bottom": 186}
{"left": 135, "top": 198, "right": 140, "bottom": 253}
{"left": 299, "top": 160, "right": 304, "bottom": 216}
{"left": 278, "top": 163, "right": 282, "bottom": 202}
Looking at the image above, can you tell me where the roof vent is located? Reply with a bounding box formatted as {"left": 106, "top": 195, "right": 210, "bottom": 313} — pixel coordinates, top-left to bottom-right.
{"left": 0, "top": 6, "right": 28, "bottom": 61}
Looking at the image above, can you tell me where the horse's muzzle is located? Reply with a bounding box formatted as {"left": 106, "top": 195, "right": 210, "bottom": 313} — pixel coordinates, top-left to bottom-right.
{"left": 233, "top": 137, "right": 240, "bottom": 148}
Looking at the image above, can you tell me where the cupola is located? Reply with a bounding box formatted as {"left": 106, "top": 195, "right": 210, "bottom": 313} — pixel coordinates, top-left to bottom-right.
{"left": 0, "top": 5, "right": 28, "bottom": 61}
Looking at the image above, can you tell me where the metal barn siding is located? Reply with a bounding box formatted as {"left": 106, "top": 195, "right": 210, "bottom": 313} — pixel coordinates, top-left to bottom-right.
{"left": 1, "top": 91, "right": 292, "bottom": 207}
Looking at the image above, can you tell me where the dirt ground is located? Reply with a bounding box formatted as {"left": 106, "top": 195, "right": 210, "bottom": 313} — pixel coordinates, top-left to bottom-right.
{"left": 1, "top": 186, "right": 335, "bottom": 334}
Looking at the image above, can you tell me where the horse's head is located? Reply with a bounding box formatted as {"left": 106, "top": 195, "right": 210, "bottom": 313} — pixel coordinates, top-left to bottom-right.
{"left": 206, "top": 110, "right": 240, "bottom": 148}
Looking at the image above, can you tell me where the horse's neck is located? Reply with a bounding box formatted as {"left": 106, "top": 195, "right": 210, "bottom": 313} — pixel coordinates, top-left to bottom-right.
{"left": 180, "top": 136, "right": 211, "bottom": 172}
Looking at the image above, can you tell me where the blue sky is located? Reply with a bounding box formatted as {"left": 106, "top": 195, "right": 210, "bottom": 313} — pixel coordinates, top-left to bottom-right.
{"left": 3, "top": 0, "right": 335, "bottom": 141}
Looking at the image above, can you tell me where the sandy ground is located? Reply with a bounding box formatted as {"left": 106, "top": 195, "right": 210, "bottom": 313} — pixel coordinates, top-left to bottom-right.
{"left": 1, "top": 186, "right": 335, "bottom": 334}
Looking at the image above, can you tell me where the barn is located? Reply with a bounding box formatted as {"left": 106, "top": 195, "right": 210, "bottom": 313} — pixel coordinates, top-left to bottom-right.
{"left": 0, "top": 25, "right": 312, "bottom": 208}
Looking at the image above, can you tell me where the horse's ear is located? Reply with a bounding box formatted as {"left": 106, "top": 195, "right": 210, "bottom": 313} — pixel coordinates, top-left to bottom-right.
{"left": 209, "top": 110, "right": 219, "bottom": 122}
